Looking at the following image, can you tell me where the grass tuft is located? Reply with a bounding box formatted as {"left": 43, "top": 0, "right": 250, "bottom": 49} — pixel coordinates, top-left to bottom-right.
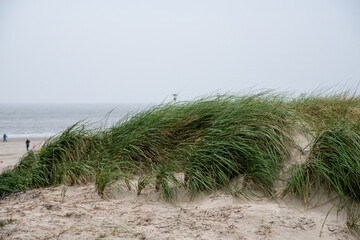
{"left": 0, "top": 93, "right": 295, "bottom": 201}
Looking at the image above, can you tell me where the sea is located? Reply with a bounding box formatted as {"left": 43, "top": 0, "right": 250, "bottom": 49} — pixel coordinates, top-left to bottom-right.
{"left": 0, "top": 103, "right": 149, "bottom": 139}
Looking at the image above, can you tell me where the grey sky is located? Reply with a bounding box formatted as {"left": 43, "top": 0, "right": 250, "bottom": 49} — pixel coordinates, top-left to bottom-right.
{"left": 0, "top": 0, "right": 359, "bottom": 104}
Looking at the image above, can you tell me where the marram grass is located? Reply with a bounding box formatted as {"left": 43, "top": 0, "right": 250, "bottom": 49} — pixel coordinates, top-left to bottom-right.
{"left": 0, "top": 93, "right": 294, "bottom": 200}
{"left": 283, "top": 125, "right": 360, "bottom": 236}
{"left": 285, "top": 126, "right": 360, "bottom": 202}
{"left": 288, "top": 91, "right": 360, "bottom": 131}
{"left": 95, "top": 93, "right": 295, "bottom": 198}
{"left": 2, "top": 91, "right": 360, "bottom": 235}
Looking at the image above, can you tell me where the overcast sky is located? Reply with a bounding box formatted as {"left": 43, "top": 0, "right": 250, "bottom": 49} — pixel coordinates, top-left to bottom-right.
{"left": 0, "top": 0, "right": 359, "bottom": 104}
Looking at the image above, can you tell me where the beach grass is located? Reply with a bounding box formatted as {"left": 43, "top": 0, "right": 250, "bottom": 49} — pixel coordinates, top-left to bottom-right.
{"left": 283, "top": 91, "right": 360, "bottom": 236}
{"left": 288, "top": 91, "right": 360, "bottom": 131}
{"left": 95, "top": 93, "right": 295, "bottom": 199}
{"left": 0, "top": 92, "right": 295, "bottom": 200}
{"left": 282, "top": 124, "right": 360, "bottom": 237}
{"left": 285, "top": 125, "right": 360, "bottom": 201}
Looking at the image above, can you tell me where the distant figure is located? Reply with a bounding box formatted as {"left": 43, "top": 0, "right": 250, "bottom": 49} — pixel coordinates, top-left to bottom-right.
{"left": 3, "top": 133, "right": 7, "bottom": 142}
{"left": 32, "top": 144, "right": 36, "bottom": 150}
{"left": 26, "top": 139, "right": 30, "bottom": 151}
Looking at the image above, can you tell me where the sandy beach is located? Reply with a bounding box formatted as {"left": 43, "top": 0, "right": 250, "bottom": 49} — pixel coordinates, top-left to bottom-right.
{"left": 0, "top": 137, "right": 356, "bottom": 240}
{"left": 0, "top": 138, "right": 45, "bottom": 174}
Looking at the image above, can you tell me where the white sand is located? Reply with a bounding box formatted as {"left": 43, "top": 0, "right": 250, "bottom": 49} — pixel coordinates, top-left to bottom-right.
{"left": 0, "top": 184, "right": 354, "bottom": 240}
{"left": 0, "top": 135, "right": 357, "bottom": 240}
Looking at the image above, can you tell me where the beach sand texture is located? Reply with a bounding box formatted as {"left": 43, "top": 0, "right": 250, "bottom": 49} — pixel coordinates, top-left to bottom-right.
{"left": 0, "top": 136, "right": 356, "bottom": 240}
{"left": 0, "top": 183, "right": 354, "bottom": 240}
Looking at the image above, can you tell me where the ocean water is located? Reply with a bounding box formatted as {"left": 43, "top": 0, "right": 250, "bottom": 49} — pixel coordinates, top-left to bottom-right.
{"left": 0, "top": 103, "right": 149, "bottom": 139}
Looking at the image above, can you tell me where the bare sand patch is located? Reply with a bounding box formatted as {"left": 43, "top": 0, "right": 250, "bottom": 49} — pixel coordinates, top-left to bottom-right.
{"left": 0, "top": 184, "right": 354, "bottom": 240}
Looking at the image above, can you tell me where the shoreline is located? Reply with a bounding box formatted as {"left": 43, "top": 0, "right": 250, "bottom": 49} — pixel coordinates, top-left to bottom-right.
{"left": 3, "top": 134, "right": 54, "bottom": 139}
{"left": 0, "top": 137, "right": 46, "bottom": 173}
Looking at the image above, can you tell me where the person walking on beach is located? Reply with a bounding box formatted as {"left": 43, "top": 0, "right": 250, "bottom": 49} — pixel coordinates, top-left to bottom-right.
{"left": 3, "top": 133, "right": 7, "bottom": 142}
{"left": 26, "top": 139, "right": 30, "bottom": 151}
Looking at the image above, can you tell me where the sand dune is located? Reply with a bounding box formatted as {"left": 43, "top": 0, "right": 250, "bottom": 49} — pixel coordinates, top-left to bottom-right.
{"left": 0, "top": 137, "right": 356, "bottom": 240}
